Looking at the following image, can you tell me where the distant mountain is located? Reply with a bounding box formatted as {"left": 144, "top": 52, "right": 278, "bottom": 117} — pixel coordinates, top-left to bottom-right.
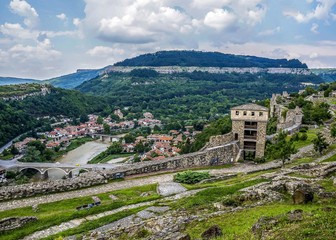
{"left": 0, "top": 77, "right": 40, "bottom": 86}
{"left": 311, "top": 69, "right": 336, "bottom": 82}
{"left": 115, "top": 50, "right": 308, "bottom": 68}
{"left": 44, "top": 67, "right": 109, "bottom": 89}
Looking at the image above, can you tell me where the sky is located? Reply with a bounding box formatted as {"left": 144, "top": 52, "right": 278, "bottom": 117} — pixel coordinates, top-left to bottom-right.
{"left": 0, "top": 0, "right": 336, "bottom": 79}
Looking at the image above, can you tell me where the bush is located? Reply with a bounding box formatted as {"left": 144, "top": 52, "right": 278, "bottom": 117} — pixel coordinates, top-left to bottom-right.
{"left": 299, "top": 126, "right": 308, "bottom": 133}
{"left": 254, "top": 157, "right": 266, "bottom": 164}
{"left": 291, "top": 133, "right": 300, "bottom": 142}
{"left": 174, "top": 171, "right": 211, "bottom": 184}
{"left": 300, "top": 133, "right": 308, "bottom": 141}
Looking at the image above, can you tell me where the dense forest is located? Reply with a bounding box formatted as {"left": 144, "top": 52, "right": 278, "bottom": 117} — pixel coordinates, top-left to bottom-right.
{"left": 115, "top": 50, "right": 308, "bottom": 68}
{"left": 76, "top": 70, "right": 322, "bottom": 121}
{"left": 0, "top": 86, "right": 111, "bottom": 146}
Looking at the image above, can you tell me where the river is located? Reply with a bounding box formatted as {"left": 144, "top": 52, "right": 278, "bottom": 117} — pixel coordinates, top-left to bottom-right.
{"left": 48, "top": 141, "right": 110, "bottom": 179}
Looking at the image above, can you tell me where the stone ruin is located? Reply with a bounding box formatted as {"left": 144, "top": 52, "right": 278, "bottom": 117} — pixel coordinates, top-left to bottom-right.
{"left": 270, "top": 92, "right": 303, "bottom": 133}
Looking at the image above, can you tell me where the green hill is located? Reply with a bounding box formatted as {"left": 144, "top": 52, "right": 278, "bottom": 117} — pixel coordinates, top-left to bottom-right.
{"left": 115, "top": 50, "right": 308, "bottom": 68}
{"left": 0, "top": 77, "right": 40, "bottom": 86}
{"left": 45, "top": 68, "right": 109, "bottom": 89}
{"left": 76, "top": 70, "right": 322, "bottom": 121}
{"left": 0, "top": 85, "right": 111, "bottom": 147}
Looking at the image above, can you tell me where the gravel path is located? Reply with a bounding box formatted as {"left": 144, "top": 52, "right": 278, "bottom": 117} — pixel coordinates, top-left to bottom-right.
{"left": 314, "top": 149, "right": 336, "bottom": 163}
{"left": 0, "top": 144, "right": 315, "bottom": 212}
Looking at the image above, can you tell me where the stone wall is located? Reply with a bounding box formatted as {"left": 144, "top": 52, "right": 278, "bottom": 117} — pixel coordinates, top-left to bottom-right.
{"left": 202, "top": 133, "right": 234, "bottom": 149}
{"left": 0, "top": 217, "right": 37, "bottom": 232}
{"left": 0, "top": 142, "right": 239, "bottom": 201}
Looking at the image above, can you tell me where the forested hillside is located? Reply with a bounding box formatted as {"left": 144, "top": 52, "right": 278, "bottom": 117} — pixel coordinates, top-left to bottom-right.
{"left": 0, "top": 77, "right": 39, "bottom": 86}
{"left": 0, "top": 86, "right": 111, "bottom": 146}
{"left": 311, "top": 69, "right": 336, "bottom": 82}
{"left": 115, "top": 50, "right": 308, "bottom": 68}
{"left": 76, "top": 69, "right": 322, "bottom": 121}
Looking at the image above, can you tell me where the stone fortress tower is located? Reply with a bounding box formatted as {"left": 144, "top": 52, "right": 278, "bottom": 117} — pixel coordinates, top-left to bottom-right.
{"left": 231, "top": 103, "right": 269, "bottom": 160}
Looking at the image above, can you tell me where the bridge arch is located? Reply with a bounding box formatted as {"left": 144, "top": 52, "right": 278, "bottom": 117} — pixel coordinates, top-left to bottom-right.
{"left": 44, "top": 167, "right": 69, "bottom": 175}
{"left": 19, "top": 167, "right": 43, "bottom": 174}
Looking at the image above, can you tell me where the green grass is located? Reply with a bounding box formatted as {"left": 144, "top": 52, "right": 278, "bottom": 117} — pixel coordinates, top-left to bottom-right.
{"left": 287, "top": 157, "right": 314, "bottom": 167}
{"left": 170, "top": 178, "right": 269, "bottom": 211}
{"left": 321, "top": 154, "right": 336, "bottom": 163}
{"left": 64, "top": 137, "right": 94, "bottom": 152}
{"left": 0, "top": 184, "right": 159, "bottom": 240}
{"left": 184, "top": 203, "right": 336, "bottom": 240}
{"left": 318, "top": 179, "right": 336, "bottom": 192}
{"left": 0, "top": 154, "right": 14, "bottom": 160}
{"left": 89, "top": 153, "right": 133, "bottom": 164}
{"left": 287, "top": 129, "right": 318, "bottom": 149}
{"left": 181, "top": 169, "right": 276, "bottom": 191}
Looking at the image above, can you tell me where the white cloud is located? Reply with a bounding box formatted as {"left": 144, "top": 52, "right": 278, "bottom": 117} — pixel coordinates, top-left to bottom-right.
{"left": 204, "top": 9, "right": 237, "bottom": 30}
{"left": 0, "top": 22, "right": 36, "bottom": 39}
{"left": 258, "top": 26, "right": 280, "bottom": 36}
{"left": 284, "top": 0, "right": 336, "bottom": 23}
{"left": 311, "top": 23, "right": 319, "bottom": 33}
{"left": 9, "top": 0, "right": 39, "bottom": 28}
{"left": 56, "top": 13, "right": 67, "bottom": 21}
{"left": 310, "top": 52, "right": 319, "bottom": 58}
{"left": 73, "top": 18, "right": 81, "bottom": 26}
{"left": 86, "top": 46, "right": 124, "bottom": 57}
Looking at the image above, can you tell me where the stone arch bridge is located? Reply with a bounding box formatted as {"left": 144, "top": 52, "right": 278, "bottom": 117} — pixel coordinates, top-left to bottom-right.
{"left": 7, "top": 162, "right": 117, "bottom": 179}
{"left": 88, "top": 134, "right": 123, "bottom": 143}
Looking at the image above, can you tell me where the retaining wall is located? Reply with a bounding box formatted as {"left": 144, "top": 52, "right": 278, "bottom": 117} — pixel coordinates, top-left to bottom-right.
{"left": 0, "top": 142, "right": 239, "bottom": 201}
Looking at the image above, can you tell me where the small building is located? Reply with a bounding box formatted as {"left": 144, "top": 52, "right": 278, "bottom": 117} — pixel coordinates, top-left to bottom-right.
{"left": 231, "top": 103, "right": 269, "bottom": 160}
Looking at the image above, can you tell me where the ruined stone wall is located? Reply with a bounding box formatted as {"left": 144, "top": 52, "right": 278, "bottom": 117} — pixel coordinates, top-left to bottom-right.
{"left": 0, "top": 142, "right": 239, "bottom": 201}
{"left": 202, "top": 133, "right": 234, "bottom": 149}
{"left": 0, "top": 217, "right": 37, "bottom": 232}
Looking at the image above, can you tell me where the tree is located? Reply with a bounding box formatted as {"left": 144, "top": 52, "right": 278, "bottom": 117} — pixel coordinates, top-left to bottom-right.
{"left": 103, "top": 123, "right": 111, "bottom": 134}
{"left": 97, "top": 116, "right": 103, "bottom": 124}
{"left": 278, "top": 139, "right": 296, "bottom": 166}
{"left": 124, "top": 134, "right": 135, "bottom": 143}
{"left": 313, "top": 132, "right": 329, "bottom": 154}
{"left": 107, "top": 142, "right": 123, "bottom": 154}
{"left": 134, "top": 141, "right": 150, "bottom": 153}
{"left": 265, "top": 131, "right": 296, "bottom": 165}
{"left": 10, "top": 145, "right": 19, "bottom": 155}
{"left": 79, "top": 114, "right": 89, "bottom": 123}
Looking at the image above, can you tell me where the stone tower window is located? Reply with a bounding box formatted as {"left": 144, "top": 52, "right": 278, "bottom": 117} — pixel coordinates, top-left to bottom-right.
{"left": 251, "top": 112, "right": 255, "bottom": 116}
{"left": 236, "top": 111, "right": 239, "bottom": 115}
{"left": 243, "top": 111, "right": 247, "bottom": 116}
{"left": 259, "top": 112, "right": 263, "bottom": 116}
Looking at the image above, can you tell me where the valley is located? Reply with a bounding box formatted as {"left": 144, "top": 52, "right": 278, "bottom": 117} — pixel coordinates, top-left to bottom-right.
{"left": 0, "top": 51, "right": 336, "bottom": 240}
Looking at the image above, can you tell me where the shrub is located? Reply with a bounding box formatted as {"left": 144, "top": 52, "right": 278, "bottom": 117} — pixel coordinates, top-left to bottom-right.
{"left": 291, "top": 133, "right": 300, "bottom": 141}
{"left": 254, "top": 157, "right": 266, "bottom": 164}
{"left": 300, "top": 133, "right": 308, "bottom": 141}
{"left": 174, "top": 171, "right": 210, "bottom": 184}
{"left": 299, "top": 127, "right": 308, "bottom": 133}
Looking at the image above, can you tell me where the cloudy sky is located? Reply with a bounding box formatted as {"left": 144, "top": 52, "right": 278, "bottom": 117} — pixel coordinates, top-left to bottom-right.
{"left": 0, "top": 0, "right": 336, "bottom": 79}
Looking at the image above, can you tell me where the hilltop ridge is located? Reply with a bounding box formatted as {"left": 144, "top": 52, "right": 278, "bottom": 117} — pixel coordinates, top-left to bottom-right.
{"left": 115, "top": 50, "right": 308, "bottom": 68}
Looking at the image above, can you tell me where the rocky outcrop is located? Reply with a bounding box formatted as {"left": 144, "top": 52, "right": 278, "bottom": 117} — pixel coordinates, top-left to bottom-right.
{"left": 0, "top": 217, "right": 37, "bottom": 232}
{"left": 201, "top": 225, "right": 223, "bottom": 239}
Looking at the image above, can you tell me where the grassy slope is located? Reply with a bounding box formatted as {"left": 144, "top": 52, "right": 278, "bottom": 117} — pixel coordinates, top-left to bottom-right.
{"left": 0, "top": 184, "right": 159, "bottom": 240}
